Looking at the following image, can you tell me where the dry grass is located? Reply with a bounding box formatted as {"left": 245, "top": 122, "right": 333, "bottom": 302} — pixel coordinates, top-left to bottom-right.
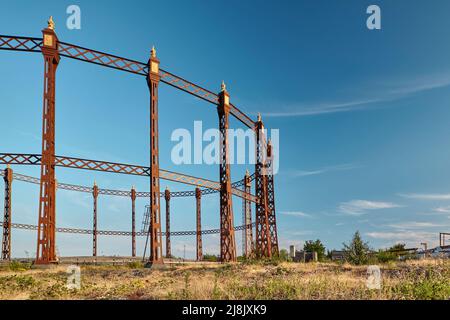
{"left": 0, "top": 259, "right": 448, "bottom": 300}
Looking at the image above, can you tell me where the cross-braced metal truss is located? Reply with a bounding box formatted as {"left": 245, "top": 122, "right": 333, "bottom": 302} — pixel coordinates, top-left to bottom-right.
{"left": 0, "top": 35, "right": 256, "bottom": 128}
{"left": 1, "top": 221, "right": 256, "bottom": 237}
{"left": 0, "top": 35, "right": 42, "bottom": 52}
{"left": 0, "top": 27, "right": 278, "bottom": 262}
{"left": 0, "top": 153, "right": 258, "bottom": 203}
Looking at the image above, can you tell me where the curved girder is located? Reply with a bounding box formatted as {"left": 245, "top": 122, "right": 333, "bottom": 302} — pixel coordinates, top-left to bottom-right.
{"left": 2, "top": 221, "right": 255, "bottom": 237}
{"left": 0, "top": 153, "right": 259, "bottom": 203}
{"left": 0, "top": 35, "right": 255, "bottom": 128}
{"left": 0, "top": 169, "right": 255, "bottom": 198}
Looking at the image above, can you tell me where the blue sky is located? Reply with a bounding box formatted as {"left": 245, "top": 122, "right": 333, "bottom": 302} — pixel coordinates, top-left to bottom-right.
{"left": 1, "top": 0, "right": 450, "bottom": 258}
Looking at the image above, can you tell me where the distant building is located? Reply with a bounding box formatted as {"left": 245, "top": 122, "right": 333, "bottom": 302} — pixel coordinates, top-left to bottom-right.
{"left": 331, "top": 250, "right": 345, "bottom": 261}
{"left": 289, "top": 245, "right": 296, "bottom": 259}
{"left": 291, "top": 249, "right": 318, "bottom": 263}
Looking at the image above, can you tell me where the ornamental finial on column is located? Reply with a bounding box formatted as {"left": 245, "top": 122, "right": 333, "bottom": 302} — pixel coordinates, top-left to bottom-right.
{"left": 149, "top": 46, "right": 159, "bottom": 75}
{"left": 221, "top": 80, "right": 227, "bottom": 92}
{"left": 245, "top": 169, "right": 250, "bottom": 176}
{"left": 257, "top": 113, "right": 262, "bottom": 122}
{"left": 48, "top": 16, "right": 55, "bottom": 30}
{"left": 94, "top": 180, "right": 97, "bottom": 187}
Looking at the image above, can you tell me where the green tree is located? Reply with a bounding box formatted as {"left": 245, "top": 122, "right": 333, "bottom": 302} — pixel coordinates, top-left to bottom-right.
{"left": 343, "top": 231, "right": 371, "bottom": 265}
{"left": 279, "top": 249, "right": 289, "bottom": 261}
{"left": 377, "top": 243, "right": 406, "bottom": 263}
{"left": 389, "top": 243, "right": 406, "bottom": 251}
{"left": 304, "top": 239, "right": 326, "bottom": 261}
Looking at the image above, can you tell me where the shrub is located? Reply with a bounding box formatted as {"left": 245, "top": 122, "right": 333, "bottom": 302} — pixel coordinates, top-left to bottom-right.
{"left": 202, "top": 254, "right": 218, "bottom": 262}
{"left": 278, "top": 249, "right": 290, "bottom": 262}
{"left": 377, "top": 243, "right": 407, "bottom": 263}
{"left": 9, "top": 260, "right": 32, "bottom": 271}
{"left": 391, "top": 267, "right": 450, "bottom": 300}
{"left": 304, "top": 240, "right": 326, "bottom": 262}
{"left": 14, "top": 275, "right": 35, "bottom": 289}
{"left": 127, "top": 261, "right": 144, "bottom": 269}
{"left": 343, "top": 231, "right": 371, "bottom": 265}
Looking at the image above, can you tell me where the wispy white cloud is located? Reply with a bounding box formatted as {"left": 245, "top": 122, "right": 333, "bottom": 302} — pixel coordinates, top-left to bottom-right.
{"left": 278, "top": 237, "right": 304, "bottom": 251}
{"left": 399, "top": 193, "right": 450, "bottom": 200}
{"left": 59, "top": 190, "right": 91, "bottom": 210}
{"left": 280, "top": 211, "right": 312, "bottom": 218}
{"left": 366, "top": 231, "right": 436, "bottom": 243}
{"left": 262, "top": 72, "right": 450, "bottom": 118}
{"left": 263, "top": 99, "right": 383, "bottom": 117}
{"left": 172, "top": 242, "right": 196, "bottom": 253}
{"left": 339, "top": 200, "right": 402, "bottom": 216}
{"left": 434, "top": 206, "right": 450, "bottom": 213}
{"left": 285, "top": 230, "right": 314, "bottom": 236}
{"left": 106, "top": 198, "right": 126, "bottom": 214}
{"left": 367, "top": 216, "right": 449, "bottom": 247}
{"left": 18, "top": 130, "right": 40, "bottom": 142}
{"left": 387, "top": 221, "right": 443, "bottom": 229}
{"left": 387, "top": 73, "right": 450, "bottom": 95}
{"left": 293, "top": 163, "right": 362, "bottom": 177}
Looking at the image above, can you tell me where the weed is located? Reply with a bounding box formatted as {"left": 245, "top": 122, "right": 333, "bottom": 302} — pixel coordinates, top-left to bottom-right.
{"left": 9, "top": 260, "right": 32, "bottom": 271}
{"left": 0, "top": 259, "right": 447, "bottom": 300}
{"left": 181, "top": 272, "right": 191, "bottom": 299}
{"left": 127, "top": 261, "right": 144, "bottom": 269}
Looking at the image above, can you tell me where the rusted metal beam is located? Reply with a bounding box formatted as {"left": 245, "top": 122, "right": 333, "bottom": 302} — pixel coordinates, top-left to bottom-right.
{"left": 131, "top": 186, "right": 136, "bottom": 257}
{"left": 147, "top": 47, "right": 163, "bottom": 264}
{"left": 243, "top": 170, "right": 254, "bottom": 258}
{"left": 35, "top": 20, "right": 59, "bottom": 265}
{"left": 55, "top": 155, "right": 150, "bottom": 176}
{"left": 0, "top": 27, "right": 276, "bottom": 262}
{"left": 0, "top": 35, "right": 256, "bottom": 128}
{"left": 0, "top": 154, "right": 259, "bottom": 203}
{"left": 92, "top": 182, "right": 99, "bottom": 257}
{"left": 266, "top": 140, "right": 279, "bottom": 257}
{"left": 2, "top": 221, "right": 256, "bottom": 237}
{"left": 164, "top": 187, "right": 171, "bottom": 258}
{"left": 1, "top": 166, "right": 13, "bottom": 260}
{"left": 196, "top": 188, "right": 202, "bottom": 261}
{"left": 0, "top": 35, "right": 42, "bottom": 52}
{"left": 3, "top": 169, "right": 255, "bottom": 198}
{"left": 254, "top": 115, "right": 271, "bottom": 258}
{"left": 58, "top": 41, "right": 147, "bottom": 76}
{"left": 218, "top": 83, "right": 237, "bottom": 262}
{"left": 0, "top": 154, "right": 41, "bottom": 165}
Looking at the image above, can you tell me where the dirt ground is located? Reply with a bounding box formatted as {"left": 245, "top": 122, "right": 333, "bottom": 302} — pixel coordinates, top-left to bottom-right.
{"left": 0, "top": 258, "right": 448, "bottom": 300}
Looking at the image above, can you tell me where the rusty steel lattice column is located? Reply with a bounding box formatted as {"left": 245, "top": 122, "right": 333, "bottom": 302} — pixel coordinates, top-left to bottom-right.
{"left": 195, "top": 188, "right": 203, "bottom": 261}
{"left": 147, "top": 47, "right": 163, "bottom": 264}
{"left": 243, "top": 170, "right": 253, "bottom": 258}
{"left": 255, "top": 114, "right": 271, "bottom": 258}
{"left": 36, "top": 18, "right": 60, "bottom": 264}
{"left": 218, "top": 82, "right": 237, "bottom": 262}
{"left": 92, "top": 182, "right": 99, "bottom": 257}
{"left": 266, "top": 140, "right": 279, "bottom": 257}
{"left": 2, "top": 166, "right": 13, "bottom": 260}
{"left": 164, "top": 187, "right": 171, "bottom": 258}
{"left": 131, "top": 186, "right": 136, "bottom": 257}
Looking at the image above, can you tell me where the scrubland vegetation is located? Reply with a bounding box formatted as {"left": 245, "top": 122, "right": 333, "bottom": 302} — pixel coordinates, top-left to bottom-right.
{"left": 0, "top": 258, "right": 448, "bottom": 300}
